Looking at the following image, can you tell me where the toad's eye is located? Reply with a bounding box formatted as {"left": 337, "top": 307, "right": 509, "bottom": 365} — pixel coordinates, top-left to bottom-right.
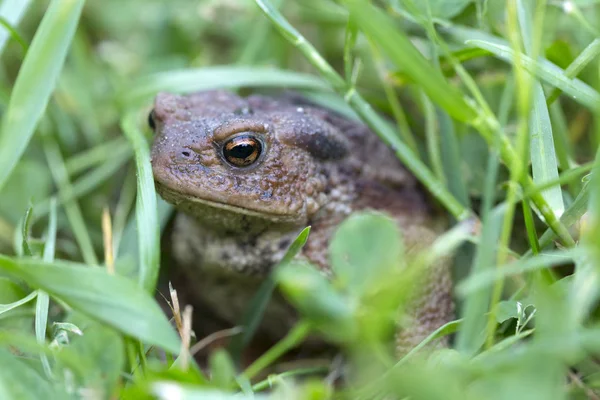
{"left": 222, "top": 134, "right": 263, "bottom": 167}
{"left": 148, "top": 109, "right": 156, "bottom": 131}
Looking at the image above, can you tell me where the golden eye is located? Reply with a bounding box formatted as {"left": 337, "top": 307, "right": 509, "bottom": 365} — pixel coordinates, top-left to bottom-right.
{"left": 222, "top": 134, "right": 263, "bottom": 167}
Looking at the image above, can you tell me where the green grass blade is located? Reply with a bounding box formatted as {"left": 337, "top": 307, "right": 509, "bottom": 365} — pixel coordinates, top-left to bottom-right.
{"left": 42, "top": 134, "right": 98, "bottom": 265}
{"left": 516, "top": 0, "right": 564, "bottom": 219}
{"left": 457, "top": 250, "right": 577, "bottom": 295}
{"left": 35, "top": 197, "right": 56, "bottom": 379}
{"left": 422, "top": 93, "right": 446, "bottom": 185}
{"left": 467, "top": 39, "right": 600, "bottom": 111}
{"left": 546, "top": 38, "right": 600, "bottom": 106}
{"left": 64, "top": 137, "right": 130, "bottom": 176}
{"left": 0, "top": 0, "right": 84, "bottom": 192}
{"left": 528, "top": 84, "right": 564, "bottom": 217}
{"left": 121, "top": 67, "right": 331, "bottom": 106}
{"left": 536, "top": 183, "right": 590, "bottom": 251}
{"left": 439, "top": 109, "right": 470, "bottom": 208}
{"left": 548, "top": 102, "right": 574, "bottom": 174}
{"left": 0, "top": 0, "right": 32, "bottom": 55}
{"left": 573, "top": 147, "right": 600, "bottom": 326}
{"left": 0, "top": 290, "right": 36, "bottom": 315}
{"left": 0, "top": 255, "right": 181, "bottom": 354}
{"left": 36, "top": 146, "right": 131, "bottom": 216}
{"left": 20, "top": 206, "right": 33, "bottom": 256}
{"left": 120, "top": 110, "right": 160, "bottom": 293}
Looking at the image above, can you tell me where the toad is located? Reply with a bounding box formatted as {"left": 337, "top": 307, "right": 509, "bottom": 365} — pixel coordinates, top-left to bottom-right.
{"left": 149, "top": 90, "right": 453, "bottom": 354}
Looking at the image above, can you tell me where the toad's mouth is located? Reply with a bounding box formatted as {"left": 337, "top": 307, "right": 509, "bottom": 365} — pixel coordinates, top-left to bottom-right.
{"left": 154, "top": 180, "right": 303, "bottom": 223}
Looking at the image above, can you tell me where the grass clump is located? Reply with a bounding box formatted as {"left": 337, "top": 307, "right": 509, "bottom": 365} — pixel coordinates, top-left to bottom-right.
{"left": 0, "top": 0, "right": 599, "bottom": 398}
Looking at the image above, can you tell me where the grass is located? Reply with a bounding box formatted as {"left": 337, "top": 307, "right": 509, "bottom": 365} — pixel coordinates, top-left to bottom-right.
{"left": 0, "top": 0, "right": 599, "bottom": 398}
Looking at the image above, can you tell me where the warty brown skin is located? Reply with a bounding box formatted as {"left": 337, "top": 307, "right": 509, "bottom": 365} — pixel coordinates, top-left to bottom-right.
{"left": 150, "top": 90, "right": 453, "bottom": 353}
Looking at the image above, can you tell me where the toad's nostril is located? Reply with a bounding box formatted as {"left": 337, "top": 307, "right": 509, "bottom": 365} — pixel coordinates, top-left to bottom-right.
{"left": 182, "top": 151, "right": 190, "bottom": 157}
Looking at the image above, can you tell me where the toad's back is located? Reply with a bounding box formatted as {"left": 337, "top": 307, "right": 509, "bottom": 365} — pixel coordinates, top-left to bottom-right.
{"left": 150, "top": 90, "right": 453, "bottom": 352}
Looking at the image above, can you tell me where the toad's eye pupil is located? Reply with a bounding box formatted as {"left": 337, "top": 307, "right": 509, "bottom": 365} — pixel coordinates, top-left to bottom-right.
{"left": 229, "top": 143, "right": 254, "bottom": 159}
{"left": 223, "top": 135, "right": 262, "bottom": 167}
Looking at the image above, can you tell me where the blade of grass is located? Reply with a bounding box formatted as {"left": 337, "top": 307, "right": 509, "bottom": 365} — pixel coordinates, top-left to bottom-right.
{"left": 121, "top": 67, "right": 332, "bottom": 106}
{"left": 422, "top": 93, "right": 446, "bottom": 186}
{"left": 528, "top": 84, "right": 564, "bottom": 217}
{"left": 112, "top": 167, "right": 137, "bottom": 256}
{"left": 36, "top": 197, "right": 57, "bottom": 378}
{"left": 523, "top": 162, "right": 592, "bottom": 197}
{"left": 517, "top": 0, "right": 564, "bottom": 219}
{"left": 0, "top": 0, "right": 85, "bottom": 192}
{"left": 467, "top": 39, "right": 600, "bottom": 111}
{"left": 42, "top": 132, "right": 98, "bottom": 266}
{"left": 485, "top": 0, "right": 535, "bottom": 349}
{"left": 0, "top": 291, "right": 37, "bottom": 315}
{"left": 547, "top": 38, "right": 600, "bottom": 106}
{"left": 572, "top": 147, "right": 600, "bottom": 326}
{"left": 0, "top": 16, "right": 28, "bottom": 54}
{"left": 522, "top": 197, "right": 541, "bottom": 255}
{"left": 20, "top": 206, "right": 33, "bottom": 256}
{"left": 455, "top": 76, "right": 513, "bottom": 356}
{"left": 457, "top": 249, "right": 577, "bottom": 295}
{"left": 0, "top": 0, "right": 32, "bottom": 55}
{"left": 548, "top": 102, "right": 574, "bottom": 175}
{"left": 64, "top": 137, "right": 130, "bottom": 176}
{"left": 343, "top": 17, "right": 358, "bottom": 84}
{"left": 120, "top": 110, "right": 160, "bottom": 293}
{"left": 536, "top": 183, "right": 590, "bottom": 251}
{"left": 236, "top": 0, "right": 282, "bottom": 65}
{"left": 370, "top": 44, "right": 419, "bottom": 156}
{"left": 36, "top": 146, "right": 131, "bottom": 216}
{"left": 241, "top": 320, "right": 312, "bottom": 380}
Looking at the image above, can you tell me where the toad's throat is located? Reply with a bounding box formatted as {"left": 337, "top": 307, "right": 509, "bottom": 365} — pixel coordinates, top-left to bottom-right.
{"left": 154, "top": 182, "right": 304, "bottom": 224}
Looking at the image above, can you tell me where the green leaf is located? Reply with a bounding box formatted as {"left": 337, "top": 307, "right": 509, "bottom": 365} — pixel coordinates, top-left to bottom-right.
{"left": 0, "top": 349, "right": 60, "bottom": 399}
{"left": 495, "top": 300, "right": 535, "bottom": 324}
{"left": 0, "top": 0, "right": 85, "bottom": 192}
{"left": 0, "top": 255, "right": 181, "bottom": 354}
{"left": 277, "top": 261, "right": 356, "bottom": 342}
{"left": 55, "top": 317, "right": 125, "bottom": 398}
{"left": 329, "top": 211, "right": 403, "bottom": 296}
